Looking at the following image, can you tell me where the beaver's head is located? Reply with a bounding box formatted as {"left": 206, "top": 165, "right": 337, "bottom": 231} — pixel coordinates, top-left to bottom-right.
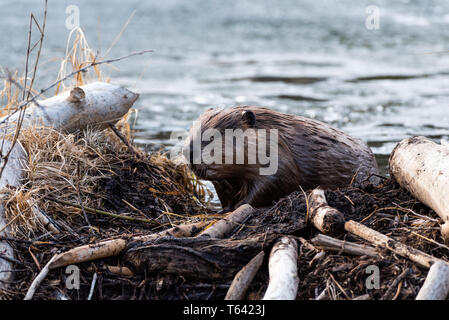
{"left": 183, "top": 106, "right": 269, "bottom": 180}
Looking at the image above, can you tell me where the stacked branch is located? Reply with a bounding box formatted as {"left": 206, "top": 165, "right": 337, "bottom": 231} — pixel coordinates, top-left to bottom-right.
{"left": 263, "top": 237, "right": 299, "bottom": 300}
{"left": 309, "top": 188, "right": 345, "bottom": 235}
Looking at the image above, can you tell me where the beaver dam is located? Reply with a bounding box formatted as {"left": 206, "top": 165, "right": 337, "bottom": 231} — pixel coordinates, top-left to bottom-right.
{"left": 1, "top": 98, "right": 448, "bottom": 300}
{"left": 2, "top": 16, "right": 449, "bottom": 300}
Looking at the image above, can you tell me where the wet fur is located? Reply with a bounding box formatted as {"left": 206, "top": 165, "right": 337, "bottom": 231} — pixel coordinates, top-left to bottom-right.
{"left": 188, "top": 106, "right": 379, "bottom": 212}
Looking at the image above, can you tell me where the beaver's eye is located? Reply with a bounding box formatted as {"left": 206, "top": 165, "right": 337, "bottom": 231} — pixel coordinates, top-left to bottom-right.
{"left": 241, "top": 110, "right": 256, "bottom": 126}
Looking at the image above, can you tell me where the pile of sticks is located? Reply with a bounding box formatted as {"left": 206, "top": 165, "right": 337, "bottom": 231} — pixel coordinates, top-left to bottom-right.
{"left": 2, "top": 77, "right": 449, "bottom": 300}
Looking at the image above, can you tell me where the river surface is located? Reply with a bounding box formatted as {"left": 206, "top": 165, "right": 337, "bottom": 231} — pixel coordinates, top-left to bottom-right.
{"left": 1, "top": 0, "right": 449, "bottom": 176}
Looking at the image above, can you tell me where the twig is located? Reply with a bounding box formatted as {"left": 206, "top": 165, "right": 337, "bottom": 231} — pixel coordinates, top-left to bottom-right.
{"left": 329, "top": 273, "right": 351, "bottom": 300}
{"left": 381, "top": 268, "right": 409, "bottom": 300}
{"left": 87, "top": 273, "right": 97, "bottom": 300}
{"left": 345, "top": 220, "right": 442, "bottom": 269}
{"left": 109, "top": 124, "right": 143, "bottom": 158}
{"left": 0, "top": 1, "right": 47, "bottom": 181}
{"left": 0, "top": 49, "right": 153, "bottom": 129}
{"left": 24, "top": 253, "right": 59, "bottom": 300}
{"left": 311, "top": 234, "right": 379, "bottom": 257}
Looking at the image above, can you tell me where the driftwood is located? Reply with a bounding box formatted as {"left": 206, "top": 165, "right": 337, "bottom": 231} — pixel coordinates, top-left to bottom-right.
{"left": 263, "top": 237, "right": 299, "bottom": 300}
{"left": 1, "top": 82, "right": 138, "bottom": 292}
{"left": 0, "top": 82, "right": 138, "bottom": 132}
{"left": 416, "top": 261, "right": 449, "bottom": 300}
{"left": 311, "top": 234, "right": 379, "bottom": 257}
{"left": 309, "top": 188, "right": 345, "bottom": 235}
{"left": 51, "top": 238, "right": 128, "bottom": 269}
{"left": 196, "top": 204, "right": 255, "bottom": 239}
{"left": 225, "top": 251, "right": 265, "bottom": 300}
{"left": 389, "top": 136, "right": 449, "bottom": 240}
{"left": 345, "top": 220, "right": 441, "bottom": 269}
{"left": 125, "top": 235, "right": 269, "bottom": 281}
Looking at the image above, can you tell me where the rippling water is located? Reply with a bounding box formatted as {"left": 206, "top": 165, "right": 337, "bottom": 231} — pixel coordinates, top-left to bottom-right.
{"left": 2, "top": 0, "right": 449, "bottom": 175}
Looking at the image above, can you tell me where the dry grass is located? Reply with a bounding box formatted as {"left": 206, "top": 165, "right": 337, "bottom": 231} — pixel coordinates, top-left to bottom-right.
{"left": 1, "top": 112, "right": 212, "bottom": 240}
{"left": 0, "top": 19, "right": 213, "bottom": 270}
{"left": 56, "top": 27, "right": 104, "bottom": 92}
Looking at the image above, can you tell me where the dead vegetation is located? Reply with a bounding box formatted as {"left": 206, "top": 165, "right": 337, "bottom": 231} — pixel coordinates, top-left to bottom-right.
{"left": 0, "top": 4, "right": 448, "bottom": 301}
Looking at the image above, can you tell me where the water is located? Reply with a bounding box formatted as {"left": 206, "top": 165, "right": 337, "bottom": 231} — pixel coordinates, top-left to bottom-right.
{"left": 1, "top": 0, "right": 449, "bottom": 176}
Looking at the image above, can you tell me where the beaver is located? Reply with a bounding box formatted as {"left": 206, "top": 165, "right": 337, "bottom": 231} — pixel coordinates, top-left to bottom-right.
{"left": 185, "top": 106, "right": 379, "bottom": 212}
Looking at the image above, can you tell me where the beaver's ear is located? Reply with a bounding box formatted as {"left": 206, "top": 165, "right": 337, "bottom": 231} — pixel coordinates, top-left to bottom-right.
{"left": 241, "top": 110, "right": 256, "bottom": 126}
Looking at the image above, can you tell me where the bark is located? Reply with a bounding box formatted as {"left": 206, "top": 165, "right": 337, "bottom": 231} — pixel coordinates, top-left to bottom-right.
{"left": 311, "top": 234, "right": 379, "bottom": 257}
{"left": 345, "top": 220, "right": 441, "bottom": 269}
{"left": 225, "top": 251, "right": 265, "bottom": 300}
{"left": 124, "top": 235, "right": 275, "bottom": 281}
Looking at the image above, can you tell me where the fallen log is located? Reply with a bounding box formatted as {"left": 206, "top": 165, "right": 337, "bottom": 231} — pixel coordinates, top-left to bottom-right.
{"left": 196, "top": 204, "right": 255, "bottom": 239}
{"left": 0, "top": 82, "right": 138, "bottom": 292}
{"left": 23, "top": 221, "right": 208, "bottom": 299}
{"left": 345, "top": 220, "right": 441, "bottom": 269}
{"left": 40, "top": 221, "right": 208, "bottom": 270}
{"left": 311, "top": 234, "right": 379, "bottom": 257}
{"left": 416, "top": 261, "right": 449, "bottom": 300}
{"left": 225, "top": 251, "right": 265, "bottom": 300}
{"left": 0, "top": 82, "right": 138, "bottom": 132}
{"left": 309, "top": 188, "right": 345, "bottom": 235}
{"left": 262, "top": 237, "right": 299, "bottom": 300}
{"left": 389, "top": 136, "right": 449, "bottom": 240}
{"left": 124, "top": 235, "right": 270, "bottom": 281}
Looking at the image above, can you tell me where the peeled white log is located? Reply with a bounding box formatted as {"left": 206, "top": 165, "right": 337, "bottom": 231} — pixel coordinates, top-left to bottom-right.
{"left": 416, "top": 261, "right": 449, "bottom": 300}
{"left": 263, "top": 237, "right": 299, "bottom": 300}
{"left": 0, "top": 82, "right": 138, "bottom": 292}
{"left": 0, "top": 82, "right": 139, "bottom": 132}
{"left": 309, "top": 188, "right": 345, "bottom": 235}
{"left": 389, "top": 136, "right": 449, "bottom": 240}
{"left": 0, "top": 140, "right": 27, "bottom": 290}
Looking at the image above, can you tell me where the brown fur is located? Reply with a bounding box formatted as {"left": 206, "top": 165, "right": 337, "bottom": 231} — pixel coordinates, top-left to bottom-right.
{"left": 187, "top": 106, "right": 379, "bottom": 212}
